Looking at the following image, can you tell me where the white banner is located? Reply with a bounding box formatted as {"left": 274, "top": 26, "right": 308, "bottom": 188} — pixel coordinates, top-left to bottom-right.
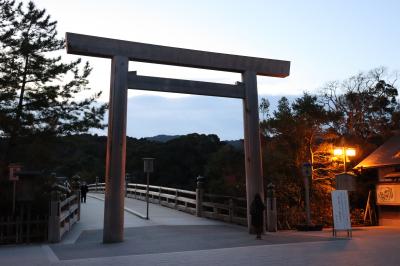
{"left": 331, "top": 190, "right": 351, "bottom": 231}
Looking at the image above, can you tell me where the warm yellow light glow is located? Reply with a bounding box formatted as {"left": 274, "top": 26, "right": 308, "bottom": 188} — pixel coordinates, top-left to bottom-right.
{"left": 346, "top": 148, "right": 356, "bottom": 157}
{"left": 333, "top": 148, "right": 343, "bottom": 156}
{"left": 333, "top": 147, "right": 356, "bottom": 157}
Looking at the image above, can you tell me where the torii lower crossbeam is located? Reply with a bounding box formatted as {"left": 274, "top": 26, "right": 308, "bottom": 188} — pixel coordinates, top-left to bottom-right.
{"left": 127, "top": 72, "right": 245, "bottom": 98}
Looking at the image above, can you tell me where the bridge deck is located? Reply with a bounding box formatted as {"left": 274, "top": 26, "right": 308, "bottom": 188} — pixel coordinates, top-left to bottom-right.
{"left": 61, "top": 193, "right": 221, "bottom": 244}
{"left": 53, "top": 194, "right": 329, "bottom": 260}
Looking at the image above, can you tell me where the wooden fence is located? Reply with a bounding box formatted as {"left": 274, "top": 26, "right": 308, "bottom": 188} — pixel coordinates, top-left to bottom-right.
{"left": 88, "top": 183, "right": 248, "bottom": 226}
{"left": 0, "top": 206, "right": 47, "bottom": 244}
{"left": 0, "top": 192, "right": 80, "bottom": 245}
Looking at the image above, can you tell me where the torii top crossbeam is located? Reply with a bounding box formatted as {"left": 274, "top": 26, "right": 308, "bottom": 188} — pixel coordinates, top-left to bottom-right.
{"left": 66, "top": 33, "right": 290, "bottom": 77}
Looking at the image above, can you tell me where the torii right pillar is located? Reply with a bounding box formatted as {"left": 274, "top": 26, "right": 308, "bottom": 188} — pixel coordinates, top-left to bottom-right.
{"left": 242, "top": 71, "right": 264, "bottom": 233}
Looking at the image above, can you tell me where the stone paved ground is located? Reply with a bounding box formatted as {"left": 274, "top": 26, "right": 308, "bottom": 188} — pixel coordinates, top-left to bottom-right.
{"left": 51, "top": 224, "right": 332, "bottom": 260}
{"left": 1, "top": 195, "right": 400, "bottom": 266}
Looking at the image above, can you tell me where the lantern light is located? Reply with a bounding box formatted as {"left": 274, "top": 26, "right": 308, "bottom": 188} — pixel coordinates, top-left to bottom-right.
{"left": 333, "top": 148, "right": 343, "bottom": 156}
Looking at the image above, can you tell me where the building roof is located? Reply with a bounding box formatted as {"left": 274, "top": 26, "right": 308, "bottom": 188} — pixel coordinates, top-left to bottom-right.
{"left": 354, "top": 135, "right": 400, "bottom": 169}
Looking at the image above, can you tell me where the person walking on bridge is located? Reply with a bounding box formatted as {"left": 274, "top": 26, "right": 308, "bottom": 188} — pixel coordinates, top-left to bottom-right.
{"left": 250, "top": 193, "right": 265, "bottom": 239}
{"left": 80, "top": 183, "right": 89, "bottom": 203}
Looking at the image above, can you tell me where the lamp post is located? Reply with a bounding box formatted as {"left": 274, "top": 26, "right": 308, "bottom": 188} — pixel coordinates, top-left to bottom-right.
{"left": 143, "top": 158, "right": 154, "bottom": 220}
{"left": 302, "top": 162, "right": 312, "bottom": 226}
{"left": 333, "top": 147, "right": 356, "bottom": 173}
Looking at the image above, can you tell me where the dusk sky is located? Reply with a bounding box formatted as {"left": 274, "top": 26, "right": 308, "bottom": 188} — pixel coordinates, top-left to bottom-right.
{"left": 34, "top": 0, "right": 400, "bottom": 140}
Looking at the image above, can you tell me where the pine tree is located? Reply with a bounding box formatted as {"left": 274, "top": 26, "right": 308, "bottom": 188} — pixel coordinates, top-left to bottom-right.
{"left": 0, "top": 1, "right": 107, "bottom": 171}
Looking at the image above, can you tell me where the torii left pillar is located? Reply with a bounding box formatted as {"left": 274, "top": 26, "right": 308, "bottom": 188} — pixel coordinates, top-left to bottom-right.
{"left": 103, "top": 56, "right": 129, "bottom": 243}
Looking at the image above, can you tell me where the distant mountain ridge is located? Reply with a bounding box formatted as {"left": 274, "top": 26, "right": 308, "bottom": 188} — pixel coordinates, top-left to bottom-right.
{"left": 223, "top": 139, "right": 244, "bottom": 150}
{"left": 146, "top": 134, "right": 244, "bottom": 150}
{"left": 145, "top": 134, "right": 181, "bottom": 142}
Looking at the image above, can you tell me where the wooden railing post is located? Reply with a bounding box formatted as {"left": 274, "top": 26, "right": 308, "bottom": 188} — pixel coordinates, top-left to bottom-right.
{"left": 174, "top": 189, "right": 178, "bottom": 209}
{"left": 229, "top": 198, "right": 234, "bottom": 223}
{"left": 159, "top": 186, "right": 162, "bottom": 204}
{"left": 196, "top": 177, "right": 204, "bottom": 217}
{"left": 71, "top": 176, "right": 81, "bottom": 222}
{"left": 196, "top": 187, "right": 204, "bottom": 217}
{"left": 76, "top": 190, "right": 81, "bottom": 221}
{"left": 266, "top": 183, "right": 277, "bottom": 232}
{"left": 72, "top": 189, "right": 80, "bottom": 222}
{"left": 68, "top": 196, "right": 72, "bottom": 232}
{"left": 48, "top": 191, "right": 61, "bottom": 243}
{"left": 125, "top": 180, "right": 128, "bottom": 197}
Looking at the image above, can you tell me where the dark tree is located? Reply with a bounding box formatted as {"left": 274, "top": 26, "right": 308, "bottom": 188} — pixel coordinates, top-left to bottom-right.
{"left": 321, "top": 67, "right": 399, "bottom": 141}
{"left": 205, "top": 144, "right": 245, "bottom": 196}
{"left": 260, "top": 94, "right": 340, "bottom": 227}
{"left": 0, "top": 1, "right": 106, "bottom": 172}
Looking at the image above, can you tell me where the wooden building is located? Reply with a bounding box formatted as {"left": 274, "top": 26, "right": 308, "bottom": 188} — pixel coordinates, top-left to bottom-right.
{"left": 354, "top": 134, "right": 400, "bottom": 226}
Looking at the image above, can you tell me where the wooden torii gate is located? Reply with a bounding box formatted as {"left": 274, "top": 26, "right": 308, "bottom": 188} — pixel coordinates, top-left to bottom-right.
{"left": 66, "top": 33, "right": 290, "bottom": 243}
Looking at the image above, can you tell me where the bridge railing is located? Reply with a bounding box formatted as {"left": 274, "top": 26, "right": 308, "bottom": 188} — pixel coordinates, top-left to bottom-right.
{"left": 202, "top": 193, "right": 247, "bottom": 225}
{"left": 88, "top": 183, "right": 247, "bottom": 226}
{"left": 48, "top": 191, "right": 80, "bottom": 243}
{"left": 88, "top": 182, "right": 105, "bottom": 193}
{"left": 126, "top": 183, "right": 197, "bottom": 215}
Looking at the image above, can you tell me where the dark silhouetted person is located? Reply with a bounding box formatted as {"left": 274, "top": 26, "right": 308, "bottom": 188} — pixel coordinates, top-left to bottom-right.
{"left": 250, "top": 193, "right": 265, "bottom": 239}
{"left": 81, "top": 183, "right": 89, "bottom": 203}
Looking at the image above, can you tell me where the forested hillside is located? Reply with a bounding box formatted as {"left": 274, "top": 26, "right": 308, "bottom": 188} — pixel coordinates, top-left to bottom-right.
{"left": 0, "top": 133, "right": 245, "bottom": 193}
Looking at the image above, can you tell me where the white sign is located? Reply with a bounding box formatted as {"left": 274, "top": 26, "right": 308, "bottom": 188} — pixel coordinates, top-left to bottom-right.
{"left": 331, "top": 190, "right": 351, "bottom": 230}
{"left": 376, "top": 184, "right": 400, "bottom": 205}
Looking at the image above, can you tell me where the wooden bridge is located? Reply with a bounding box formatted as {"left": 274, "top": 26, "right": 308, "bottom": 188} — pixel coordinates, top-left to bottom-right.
{"left": 88, "top": 182, "right": 248, "bottom": 226}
